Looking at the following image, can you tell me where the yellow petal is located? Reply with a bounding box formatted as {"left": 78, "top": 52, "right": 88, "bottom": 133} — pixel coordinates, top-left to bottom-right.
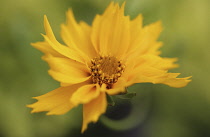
{"left": 159, "top": 73, "right": 192, "bottom": 88}
{"left": 43, "top": 16, "right": 86, "bottom": 63}
{"left": 31, "top": 41, "right": 63, "bottom": 57}
{"left": 44, "top": 55, "right": 90, "bottom": 85}
{"left": 49, "top": 70, "right": 90, "bottom": 85}
{"left": 42, "top": 34, "right": 85, "bottom": 64}
{"left": 127, "top": 14, "right": 143, "bottom": 53}
{"left": 27, "top": 84, "right": 83, "bottom": 115}
{"left": 44, "top": 55, "right": 89, "bottom": 74}
{"left": 102, "top": 1, "right": 116, "bottom": 17}
{"left": 90, "top": 2, "right": 119, "bottom": 53}
{"left": 142, "top": 21, "right": 163, "bottom": 44}
{"left": 134, "top": 66, "right": 191, "bottom": 88}
{"left": 106, "top": 78, "right": 127, "bottom": 95}
{"left": 121, "top": 58, "right": 138, "bottom": 87}
{"left": 70, "top": 84, "right": 100, "bottom": 106}
{"left": 82, "top": 92, "right": 107, "bottom": 133}
{"left": 147, "top": 41, "right": 163, "bottom": 55}
{"left": 61, "top": 9, "right": 97, "bottom": 58}
{"left": 91, "top": 2, "right": 130, "bottom": 58}
{"left": 134, "top": 67, "right": 166, "bottom": 83}
{"left": 129, "top": 21, "right": 163, "bottom": 56}
{"left": 135, "top": 54, "right": 179, "bottom": 70}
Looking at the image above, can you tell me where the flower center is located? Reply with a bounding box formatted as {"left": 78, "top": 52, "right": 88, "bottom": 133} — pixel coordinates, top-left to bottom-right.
{"left": 90, "top": 56, "right": 125, "bottom": 88}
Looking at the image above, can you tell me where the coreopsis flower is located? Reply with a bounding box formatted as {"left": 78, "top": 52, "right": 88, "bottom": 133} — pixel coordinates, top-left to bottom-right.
{"left": 27, "top": 2, "right": 191, "bottom": 133}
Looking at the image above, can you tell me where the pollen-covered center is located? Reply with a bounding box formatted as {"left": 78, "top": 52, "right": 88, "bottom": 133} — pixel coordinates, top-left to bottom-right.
{"left": 90, "top": 56, "right": 125, "bottom": 88}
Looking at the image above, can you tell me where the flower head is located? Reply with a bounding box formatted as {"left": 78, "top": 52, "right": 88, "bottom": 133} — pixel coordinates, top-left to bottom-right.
{"left": 27, "top": 2, "right": 191, "bottom": 133}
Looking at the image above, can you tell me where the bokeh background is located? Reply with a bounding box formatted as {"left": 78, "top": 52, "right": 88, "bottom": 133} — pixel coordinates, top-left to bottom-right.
{"left": 0, "top": 0, "right": 209, "bottom": 137}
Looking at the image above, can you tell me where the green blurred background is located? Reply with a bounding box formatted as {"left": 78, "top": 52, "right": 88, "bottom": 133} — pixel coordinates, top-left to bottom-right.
{"left": 0, "top": 0, "right": 209, "bottom": 137}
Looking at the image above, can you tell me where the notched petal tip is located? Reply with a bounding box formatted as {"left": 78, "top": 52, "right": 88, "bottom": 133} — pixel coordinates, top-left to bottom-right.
{"left": 145, "top": 20, "right": 163, "bottom": 34}
{"left": 43, "top": 15, "right": 57, "bottom": 41}
{"left": 184, "top": 76, "right": 192, "bottom": 82}
{"left": 26, "top": 103, "right": 39, "bottom": 114}
{"left": 132, "top": 14, "right": 143, "bottom": 25}
{"left": 66, "top": 8, "right": 78, "bottom": 26}
{"left": 119, "top": 1, "right": 126, "bottom": 14}
{"left": 137, "top": 14, "right": 143, "bottom": 19}
{"left": 43, "top": 15, "right": 48, "bottom": 28}
{"left": 164, "top": 74, "right": 192, "bottom": 88}
{"left": 32, "top": 96, "right": 39, "bottom": 100}
{"left": 67, "top": 8, "right": 73, "bottom": 15}
{"left": 26, "top": 104, "right": 33, "bottom": 108}
{"left": 121, "top": 1, "right": 126, "bottom": 7}
{"left": 44, "top": 15, "right": 47, "bottom": 20}
{"left": 44, "top": 15, "right": 50, "bottom": 27}
{"left": 30, "top": 42, "right": 37, "bottom": 47}
{"left": 67, "top": 8, "right": 73, "bottom": 13}
{"left": 41, "top": 33, "right": 47, "bottom": 39}
{"left": 108, "top": 1, "right": 115, "bottom": 8}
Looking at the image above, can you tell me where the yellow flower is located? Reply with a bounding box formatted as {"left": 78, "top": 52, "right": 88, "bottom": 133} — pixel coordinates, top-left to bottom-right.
{"left": 27, "top": 2, "right": 191, "bottom": 133}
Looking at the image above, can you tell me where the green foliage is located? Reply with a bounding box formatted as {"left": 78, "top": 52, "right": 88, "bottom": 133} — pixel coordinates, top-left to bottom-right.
{"left": 0, "top": 0, "right": 209, "bottom": 137}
